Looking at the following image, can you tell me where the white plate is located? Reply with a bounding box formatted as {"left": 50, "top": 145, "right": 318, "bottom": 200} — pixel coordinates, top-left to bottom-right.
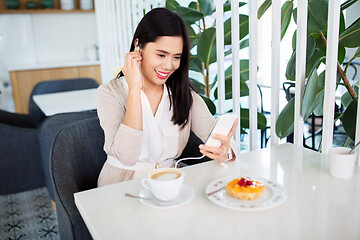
{"left": 206, "top": 176, "right": 287, "bottom": 211}
{"left": 139, "top": 185, "right": 194, "bottom": 210}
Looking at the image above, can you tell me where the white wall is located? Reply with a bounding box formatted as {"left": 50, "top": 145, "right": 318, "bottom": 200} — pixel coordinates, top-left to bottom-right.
{"left": 32, "top": 13, "right": 98, "bottom": 63}
{"left": 0, "top": 12, "right": 98, "bottom": 67}
{"left": 0, "top": 12, "right": 98, "bottom": 111}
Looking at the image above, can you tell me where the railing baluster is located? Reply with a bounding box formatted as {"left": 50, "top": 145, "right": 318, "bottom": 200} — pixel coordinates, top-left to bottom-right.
{"left": 216, "top": 0, "right": 225, "bottom": 114}
{"left": 322, "top": 0, "right": 342, "bottom": 154}
{"left": 294, "top": 0, "right": 308, "bottom": 147}
{"left": 271, "top": 0, "right": 281, "bottom": 146}
{"left": 231, "top": 0, "right": 240, "bottom": 153}
{"left": 249, "top": 0, "right": 258, "bottom": 150}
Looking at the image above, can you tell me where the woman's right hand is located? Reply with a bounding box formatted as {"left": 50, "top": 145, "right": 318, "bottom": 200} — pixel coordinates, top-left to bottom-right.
{"left": 121, "top": 50, "right": 143, "bottom": 91}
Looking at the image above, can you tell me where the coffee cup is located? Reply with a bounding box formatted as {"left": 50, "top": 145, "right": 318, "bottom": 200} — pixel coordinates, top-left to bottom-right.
{"left": 329, "top": 147, "right": 357, "bottom": 179}
{"left": 141, "top": 168, "right": 184, "bottom": 201}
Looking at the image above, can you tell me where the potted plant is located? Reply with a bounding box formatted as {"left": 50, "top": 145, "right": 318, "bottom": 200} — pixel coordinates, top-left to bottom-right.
{"left": 166, "top": 0, "right": 267, "bottom": 135}
{"left": 258, "top": 0, "right": 359, "bottom": 149}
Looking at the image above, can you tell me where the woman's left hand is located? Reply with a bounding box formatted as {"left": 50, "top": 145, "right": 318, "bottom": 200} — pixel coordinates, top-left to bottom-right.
{"left": 199, "top": 119, "right": 238, "bottom": 163}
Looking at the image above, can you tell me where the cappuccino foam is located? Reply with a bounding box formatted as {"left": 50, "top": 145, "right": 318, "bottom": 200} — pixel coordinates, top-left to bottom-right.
{"left": 151, "top": 171, "right": 181, "bottom": 181}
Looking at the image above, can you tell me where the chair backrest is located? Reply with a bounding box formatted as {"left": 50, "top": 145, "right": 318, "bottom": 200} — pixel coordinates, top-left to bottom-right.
{"left": 50, "top": 117, "right": 106, "bottom": 240}
{"left": 0, "top": 119, "right": 44, "bottom": 194}
{"left": 282, "top": 82, "right": 295, "bottom": 102}
{"left": 0, "top": 109, "right": 36, "bottom": 128}
{"left": 29, "top": 78, "right": 99, "bottom": 126}
{"left": 39, "top": 110, "right": 98, "bottom": 200}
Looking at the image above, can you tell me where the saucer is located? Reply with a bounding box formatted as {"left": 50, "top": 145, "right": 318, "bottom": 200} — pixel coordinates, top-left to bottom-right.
{"left": 139, "top": 185, "right": 194, "bottom": 210}
{"left": 206, "top": 176, "right": 287, "bottom": 211}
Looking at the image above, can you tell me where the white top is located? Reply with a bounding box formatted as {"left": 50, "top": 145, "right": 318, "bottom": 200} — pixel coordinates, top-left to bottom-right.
{"left": 75, "top": 143, "right": 360, "bottom": 240}
{"left": 32, "top": 88, "right": 97, "bottom": 116}
{"left": 107, "top": 81, "right": 179, "bottom": 174}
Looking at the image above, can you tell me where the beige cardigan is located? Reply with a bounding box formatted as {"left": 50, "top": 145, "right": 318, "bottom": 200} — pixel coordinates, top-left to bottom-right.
{"left": 97, "top": 78, "right": 218, "bottom": 187}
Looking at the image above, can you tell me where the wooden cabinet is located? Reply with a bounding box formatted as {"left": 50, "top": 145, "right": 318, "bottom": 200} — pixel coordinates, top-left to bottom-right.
{"left": 10, "top": 65, "right": 101, "bottom": 113}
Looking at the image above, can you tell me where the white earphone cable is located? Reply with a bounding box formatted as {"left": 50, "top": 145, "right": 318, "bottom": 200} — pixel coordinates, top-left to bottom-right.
{"left": 175, "top": 155, "right": 205, "bottom": 168}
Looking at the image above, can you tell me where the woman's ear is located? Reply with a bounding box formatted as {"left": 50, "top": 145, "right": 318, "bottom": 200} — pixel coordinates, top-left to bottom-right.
{"left": 134, "top": 38, "right": 140, "bottom": 51}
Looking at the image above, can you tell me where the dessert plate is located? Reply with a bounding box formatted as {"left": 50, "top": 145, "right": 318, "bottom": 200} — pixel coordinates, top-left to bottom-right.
{"left": 139, "top": 185, "right": 194, "bottom": 210}
{"left": 206, "top": 176, "right": 287, "bottom": 211}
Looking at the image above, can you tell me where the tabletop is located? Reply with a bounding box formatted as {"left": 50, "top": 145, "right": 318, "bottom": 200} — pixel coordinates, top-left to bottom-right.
{"left": 32, "top": 88, "right": 97, "bottom": 116}
{"left": 74, "top": 143, "right": 360, "bottom": 240}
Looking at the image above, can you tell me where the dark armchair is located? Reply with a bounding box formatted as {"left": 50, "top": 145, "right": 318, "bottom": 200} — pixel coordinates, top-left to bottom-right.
{"left": 50, "top": 117, "right": 106, "bottom": 240}
{"left": 29, "top": 78, "right": 99, "bottom": 126}
{"left": 39, "top": 110, "right": 98, "bottom": 201}
{"left": 50, "top": 116, "right": 212, "bottom": 239}
{"left": 0, "top": 109, "right": 44, "bottom": 194}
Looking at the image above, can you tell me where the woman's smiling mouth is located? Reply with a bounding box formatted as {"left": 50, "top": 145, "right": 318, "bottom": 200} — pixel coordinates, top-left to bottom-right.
{"left": 155, "top": 70, "right": 170, "bottom": 79}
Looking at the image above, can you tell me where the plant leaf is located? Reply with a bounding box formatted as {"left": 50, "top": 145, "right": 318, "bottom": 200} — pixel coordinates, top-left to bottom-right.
{"left": 190, "top": 55, "right": 203, "bottom": 73}
{"left": 166, "top": 0, "right": 180, "bottom": 11}
{"left": 224, "top": 38, "right": 249, "bottom": 56}
{"left": 187, "top": 24, "right": 197, "bottom": 45}
{"left": 197, "top": 27, "right": 216, "bottom": 66}
{"left": 305, "top": 48, "right": 323, "bottom": 78}
{"left": 339, "top": 17, "right": 360, "bottom": 48}
{"left": 175, "top": 6, "right": 204, "bottom": 24}
{"left": 341, "top": 91, "right": 353, "bottom": 108}
{"left": 302, "top": 71, "right": 324, "bottom": 120}
{"left": 341, "top": 0, "right": 359, "bottom": 11}
{"left": 281, "top": 1, "right": 293, "bottom": 40}
{"left": 213, "top": 80, "right": 249, "bottom": 99}
{"left": 198, "top": 0, "right": 215, "bottom": 16}
{"left": 258, "top": 0, "right": 272, "bottom": 20}
{"left": 276, "top": 97, "right": 295, "bottom": 139}
{"left": 200, "top": 94, "right": 216, "bottom": 115}
{"left": 287, "top": 35, "right": 317, "bottom": 80}
{"left": 188, "top": 1, "right": 197, "bottom": 10}
{"left": 189, "top": 78, "right": 205, "bottom": 95}
{"left": 342, "top": 99, "right": 358, "bottom": 141}
{"left": 339, "top": 11, "right": 346, "bottom": 35}
{"left": 338, "top": 45, "right": 346, "bottom": 64}
{"left": 214, "top": 59, "right": 250, "bottom": 83}
{"left": 341, "top": 80, "right": 359, "bottom": 107}
{"left": 307, "top": 0, "right": 328, "bottom": 33}
{"left": 239, "top": 108, "right": 267, "bottom": 130}
{"left": 224, "top": 15, "right": 249, "bottom": 45}
{"left": 224, "top": 2, "right": 246, "bottom": 12}
{"left": 313, "top": 90, "right": 324, "bottom": 116}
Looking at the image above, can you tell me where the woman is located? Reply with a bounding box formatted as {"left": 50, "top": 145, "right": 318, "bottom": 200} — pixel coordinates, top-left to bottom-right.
{"left": 97, "top": 8, "right": 238, "bottom": 187}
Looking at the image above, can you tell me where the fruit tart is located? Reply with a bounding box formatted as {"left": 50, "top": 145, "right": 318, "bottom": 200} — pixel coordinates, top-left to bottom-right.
{"left": 225, "top": 177, "right": 265, "bottom": 200}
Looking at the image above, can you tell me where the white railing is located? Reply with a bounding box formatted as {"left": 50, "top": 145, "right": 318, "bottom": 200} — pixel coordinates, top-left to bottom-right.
{"left": 95, "top": 0, "right": 359, "bottom": 162}
{"left": 215, "top": 0, "right": 358, "bottom": 158}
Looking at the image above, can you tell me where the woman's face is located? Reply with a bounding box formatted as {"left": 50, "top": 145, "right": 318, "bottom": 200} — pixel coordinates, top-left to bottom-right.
{"left": 140, "top": 36, "right": 183, "bottom": 88}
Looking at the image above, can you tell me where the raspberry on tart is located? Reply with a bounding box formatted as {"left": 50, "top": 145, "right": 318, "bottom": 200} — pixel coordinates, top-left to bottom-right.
{"left": 225, "top": 177, "right": 265, "bottom": 200}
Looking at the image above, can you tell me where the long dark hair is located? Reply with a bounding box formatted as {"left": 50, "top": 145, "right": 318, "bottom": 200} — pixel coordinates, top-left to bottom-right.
{"left": 117, "top": 8, "right": 193, "bottom": 128}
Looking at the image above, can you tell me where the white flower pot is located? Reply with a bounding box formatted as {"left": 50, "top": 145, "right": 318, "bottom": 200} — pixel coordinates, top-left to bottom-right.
{"left": 329, "top": 147, "right": 356, "bottom": 179}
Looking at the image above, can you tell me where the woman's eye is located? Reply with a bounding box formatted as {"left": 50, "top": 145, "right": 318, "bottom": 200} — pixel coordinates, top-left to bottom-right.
{"left": 174, "top": 56, "right": 181, "bottom": 60}
{"left": 158, "top": 54, "right": 165, "bottom": 58}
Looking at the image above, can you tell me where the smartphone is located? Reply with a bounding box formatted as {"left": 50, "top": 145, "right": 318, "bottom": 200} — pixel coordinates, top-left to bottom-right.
{"left": 205, "top": 113, "right": 237, "bottom": 148}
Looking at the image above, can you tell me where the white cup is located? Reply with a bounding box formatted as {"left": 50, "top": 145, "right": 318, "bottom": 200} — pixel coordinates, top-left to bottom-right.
{"left": 329, "top": 147, "right": 357, "bottom": 179}
{"left": 141, "top": 168, "right": 184, "bottom": 201}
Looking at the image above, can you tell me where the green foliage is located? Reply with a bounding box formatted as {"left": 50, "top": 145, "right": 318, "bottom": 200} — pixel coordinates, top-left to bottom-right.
{"left": 166, "top": 0, "right": 267, "bottom": 132}
{"left": 342, "top": 100, "right": 358, "bottom": 140}
{"left": 259, "top": 0, "right": 360, "bottom": 145}
{"left": 281, "top": 1, "right": 293, "bottom": 39}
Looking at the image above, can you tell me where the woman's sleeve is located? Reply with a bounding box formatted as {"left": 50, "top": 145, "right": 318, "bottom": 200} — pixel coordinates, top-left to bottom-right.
{"left": 190, "top": 92, "right": 216, "bottom": 143}
{"left": 97, "top": 84, "right": 143, "bottom": 166}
